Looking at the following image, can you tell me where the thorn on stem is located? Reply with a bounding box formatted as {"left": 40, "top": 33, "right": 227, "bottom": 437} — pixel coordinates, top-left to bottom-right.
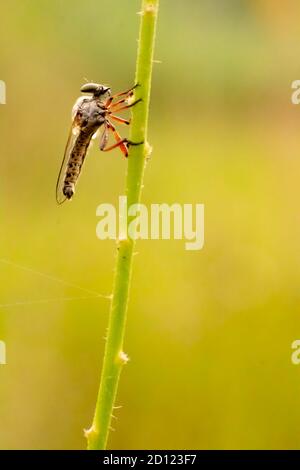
{"left": 84, "top": 424, "right": 97, "bottom": 439}
{"left": 145, "top": 142, "right": 153, "bottom": 161}
{"left": 118, "top": 351, "right": 130, "bottom": 365}
{"left": 137, "top": 3, "right": 158, "bottom": 16}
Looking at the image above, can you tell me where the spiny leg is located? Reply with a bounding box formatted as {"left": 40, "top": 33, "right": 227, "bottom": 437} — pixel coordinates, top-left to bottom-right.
{"left": 106, "top": 97, "right": 127, "bottom": 109}
{"left": 100, "top": 121, "right": 129, "bottom": 157}
{"left": 109, "top": 115, "right": 130, "bottom": 126}
{"left": 102, "top": 136, "right": 142, "bottom": 157}
{"left": 109, "top": 98, "right": 142, "bottom": 114}
{"left": 104, "top": 84, "right": 140, "bottom": 108}
{"left": 100, "top": 120, "right": 143, "bottom": 158}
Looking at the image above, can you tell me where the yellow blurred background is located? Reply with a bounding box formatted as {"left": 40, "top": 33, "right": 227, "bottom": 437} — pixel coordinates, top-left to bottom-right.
{"left": 1, "top": 0, "right": 300, "bottom": 449}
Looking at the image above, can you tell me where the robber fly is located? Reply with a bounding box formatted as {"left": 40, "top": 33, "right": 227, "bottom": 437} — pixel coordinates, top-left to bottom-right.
{"left": 56, "top": 82, "right": 142, "bottom": 204}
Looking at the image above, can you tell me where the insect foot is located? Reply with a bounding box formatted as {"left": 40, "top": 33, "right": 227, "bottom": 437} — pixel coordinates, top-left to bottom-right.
{"left": 125, "top": 97, "right": 143, "bottom": 109}
{"left": 126, "top": 139, "right": 144, "bottom": 147}
{"left": 128, "top": 83, "right": 140, "bottom": 94}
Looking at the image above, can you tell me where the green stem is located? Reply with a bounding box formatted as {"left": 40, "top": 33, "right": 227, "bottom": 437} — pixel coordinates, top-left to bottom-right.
{"left": 86, "top": 0, "right": 159, "bottom": 450}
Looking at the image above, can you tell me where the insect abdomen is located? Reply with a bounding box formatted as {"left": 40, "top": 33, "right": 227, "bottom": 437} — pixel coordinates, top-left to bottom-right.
{"left": 63, "top": 130, "right": 93, "bottom": 200}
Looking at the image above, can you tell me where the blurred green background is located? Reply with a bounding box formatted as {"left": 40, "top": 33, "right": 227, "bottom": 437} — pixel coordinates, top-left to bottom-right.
{"left": 1, "top": 0, "right": 300, "bottom": 450}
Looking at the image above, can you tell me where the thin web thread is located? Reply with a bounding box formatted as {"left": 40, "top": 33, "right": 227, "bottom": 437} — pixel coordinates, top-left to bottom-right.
{"left": 0, "top": 258, "right": 111, "bottom": 309}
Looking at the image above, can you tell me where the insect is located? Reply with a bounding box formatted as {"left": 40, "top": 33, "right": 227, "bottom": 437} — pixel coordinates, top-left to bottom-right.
{"left": 56, "top": 82, "right": 142, "bottom": 204}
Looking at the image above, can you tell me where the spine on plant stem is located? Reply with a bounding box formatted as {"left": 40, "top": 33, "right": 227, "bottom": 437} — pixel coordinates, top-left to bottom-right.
{"left": 86, "top": 0, "right": 159, "bottom": 450}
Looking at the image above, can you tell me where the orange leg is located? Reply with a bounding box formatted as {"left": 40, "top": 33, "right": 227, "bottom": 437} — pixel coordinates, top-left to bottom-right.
{"left": 110, "top": 99, "right": 142, "bottom": 114}
{"left": 100, "top": 121, "right": 129, "bottom": 157}
{"left": 106, "top": 97, "right": 127, "bottom": 109}
{"left": 99, "top": 120, "right": 143, "bottom": 158}
{"left": 104, "top": 84, "right": 139, "bottom": 108}
{"left": 109, "top": 114, "right": 130, "bottom": 125}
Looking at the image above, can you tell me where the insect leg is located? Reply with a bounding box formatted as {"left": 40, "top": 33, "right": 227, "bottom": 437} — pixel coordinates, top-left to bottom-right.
{"left": 104, "top": 84, "right": 140, "bottom": 108}
{"left": 108, "top": 96, "right": 142, "bottom": 111}
{"left": 109, "top": 115, "right": 130, "bottom": 125}
{"left": 109, "top": 99, "right": 142, "bottom": 114}
{"left": 106, "top": 97, "right": 126, "bottom": 108}
{"left": 101, "top": 121, "right": 129, "bottom": 157}
{"left": 102, "top": 137, "right": 144, "bottom": 157}
{"left": 101, "top": 121, "right": 143, "bottom": 158}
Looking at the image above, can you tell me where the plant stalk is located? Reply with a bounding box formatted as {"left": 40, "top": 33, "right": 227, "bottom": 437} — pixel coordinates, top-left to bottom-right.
{"left": 86, "top": 0, "right": 159, "bottom": 450}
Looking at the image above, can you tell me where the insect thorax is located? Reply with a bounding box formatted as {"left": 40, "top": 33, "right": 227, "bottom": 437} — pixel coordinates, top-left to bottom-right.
{"left": 76, "top": 97, "right": 106, "bottom": 132}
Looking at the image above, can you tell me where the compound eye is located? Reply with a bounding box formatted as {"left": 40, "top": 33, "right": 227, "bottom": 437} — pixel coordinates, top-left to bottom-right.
{"left": 81, "top": 83, "right": 99, "bottom": 94}
{"left": 80, "top": 83, "right": 110, "bottom": 96}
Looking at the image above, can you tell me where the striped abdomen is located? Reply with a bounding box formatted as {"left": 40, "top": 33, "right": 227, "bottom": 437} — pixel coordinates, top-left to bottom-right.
{"left": 63, "top": 129, "right": 94, "bottom": 200}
